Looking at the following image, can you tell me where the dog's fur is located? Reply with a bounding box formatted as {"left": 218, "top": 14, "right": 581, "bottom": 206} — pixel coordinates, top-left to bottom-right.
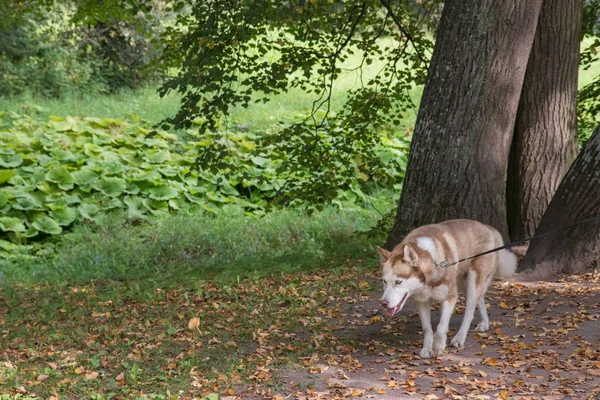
{"left": 377, "top": 219, "right": 516, "bottom": 358}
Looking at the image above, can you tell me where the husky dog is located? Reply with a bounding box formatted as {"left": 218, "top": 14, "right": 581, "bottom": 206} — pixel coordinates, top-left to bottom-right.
{"left": 377, "top": 219, "right": 516, "bottom": 358}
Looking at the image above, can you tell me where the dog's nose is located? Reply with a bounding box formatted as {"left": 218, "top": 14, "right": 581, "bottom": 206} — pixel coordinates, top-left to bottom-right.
{"left": 380, "top": 299, "right": 388, "bottom": 308}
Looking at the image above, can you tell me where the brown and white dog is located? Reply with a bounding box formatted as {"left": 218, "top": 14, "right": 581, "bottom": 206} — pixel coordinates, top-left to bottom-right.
{"left": 377, "top": 219, "right": 516, "bottom": 358}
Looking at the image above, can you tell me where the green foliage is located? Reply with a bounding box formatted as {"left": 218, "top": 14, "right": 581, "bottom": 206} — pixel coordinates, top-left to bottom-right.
{"left": 1, "top": 202, "right": 385, "bottom": 284}
{"left": 159, "top": 0, "right": 439, "bottom": 205}
{"left": 0, "top": 111, "right": 407, "bottom": 259}
{"left": 0, "top": 3, "right": 164, "bottom": 98}
{"left": 0, "top": 14, "right": 105, "bottom": 97}
{"left": 578, "top": 1, "right": 600, "bottom": 144}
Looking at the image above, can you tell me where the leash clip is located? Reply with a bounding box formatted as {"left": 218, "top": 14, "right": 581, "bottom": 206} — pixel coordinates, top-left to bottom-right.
{"left": 434, "top": 260, "right": 451, "bottom": 268}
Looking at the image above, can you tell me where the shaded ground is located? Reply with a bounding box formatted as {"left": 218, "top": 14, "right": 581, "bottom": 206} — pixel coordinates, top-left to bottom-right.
{"left": 246, "top": 273, "right": 600, "bottom": 400}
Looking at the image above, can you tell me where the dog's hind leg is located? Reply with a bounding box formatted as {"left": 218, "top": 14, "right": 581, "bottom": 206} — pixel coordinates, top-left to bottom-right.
{"left": 475, "top": 276, "right": 493, "bottom": 332}
{"left": 450, "top": 271, "right": 478, "bottom": 348}
{"left": 475, "top": 296, "right": 490, "bottom": 332}
{"left": 416, "top": 301, "right": 434, "bottom": 359}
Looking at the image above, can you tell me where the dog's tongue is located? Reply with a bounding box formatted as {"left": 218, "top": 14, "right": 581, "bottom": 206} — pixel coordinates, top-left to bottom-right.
{"left": 386, "top": 293, "right": 408, "bottom": 317}
{"left": 386, "top": 305, "right": 399, "bottom": 317}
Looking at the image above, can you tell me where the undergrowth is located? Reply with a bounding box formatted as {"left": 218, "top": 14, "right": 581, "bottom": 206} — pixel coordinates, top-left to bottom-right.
{"left": 1, "top": 197, "right": 391, "bottom": 286}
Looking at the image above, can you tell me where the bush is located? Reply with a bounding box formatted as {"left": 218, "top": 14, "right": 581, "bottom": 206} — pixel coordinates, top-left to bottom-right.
{"left": 0, "top": 5, "right": 164, "bottom": 98}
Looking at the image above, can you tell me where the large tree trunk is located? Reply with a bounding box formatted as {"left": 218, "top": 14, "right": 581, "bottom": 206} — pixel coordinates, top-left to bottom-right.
{"left": 519, "top": 124, "right": 600, "bottom": 279}
{"left": 385, "top": 0, "right": 542, "bottom": 248}
{"left": 506, "top": 0, "right": 583, "bottom": 241}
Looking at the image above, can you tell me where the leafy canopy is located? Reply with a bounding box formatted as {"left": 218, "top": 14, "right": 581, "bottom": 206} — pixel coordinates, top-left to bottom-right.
{"left": 159, "top": 0, "right": 440, "bottom": 205}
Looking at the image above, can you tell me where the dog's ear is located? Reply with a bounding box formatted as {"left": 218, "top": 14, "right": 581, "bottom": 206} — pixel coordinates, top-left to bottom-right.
{"left": 376, "top": 246, "right": 391, "bottom": 263}
{"left": 403, "top": 244, "right": 419, "bottom": 267}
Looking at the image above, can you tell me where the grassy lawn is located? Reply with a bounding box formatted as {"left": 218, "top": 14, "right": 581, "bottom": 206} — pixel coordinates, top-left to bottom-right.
{"left": 0, "top": 206, "right": 384, "bottom": 399}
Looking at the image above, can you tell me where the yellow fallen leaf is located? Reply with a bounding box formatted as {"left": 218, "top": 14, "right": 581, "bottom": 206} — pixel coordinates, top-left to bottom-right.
{"left": 586, "top": 369, "right": 600, "bottom": 376}
{"left": 188, "top": 317, "right": 200, "bottom": 330}
{"left": 348, "top": 388, "right": 366, "bottom": 396}
{"left": 482, "top": 357, "right": 499, "bottom": 366}
{"left": 85, "top": 371, "right": 99, "bottom": 380}
{"left": 498, "top": 301, "right": 510, "bottom": 309}
{"left": 478, "top": 370, "right": 488, "bottom": 377}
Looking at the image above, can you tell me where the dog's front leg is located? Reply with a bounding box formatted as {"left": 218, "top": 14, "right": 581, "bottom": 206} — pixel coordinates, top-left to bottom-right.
{"left": 416, "top": 301, "right": 434, "bottom": 358}
{"left": 433, "top": 296, "right": 457, "bottom": 357}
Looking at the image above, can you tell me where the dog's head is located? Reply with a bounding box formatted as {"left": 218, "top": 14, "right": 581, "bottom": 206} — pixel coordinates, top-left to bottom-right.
{"left": 377, "top": 244, "right": 425, "bottom": 317}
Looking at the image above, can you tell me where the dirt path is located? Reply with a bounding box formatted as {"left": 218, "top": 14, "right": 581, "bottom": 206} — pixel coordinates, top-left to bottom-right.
{"left": 255, "top": 273, "right": 600, "bottom": 399}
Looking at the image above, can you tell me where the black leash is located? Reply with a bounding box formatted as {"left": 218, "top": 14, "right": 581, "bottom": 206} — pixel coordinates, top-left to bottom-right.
{"left": 433, "top": 215, "right": 600, "bottom": 268}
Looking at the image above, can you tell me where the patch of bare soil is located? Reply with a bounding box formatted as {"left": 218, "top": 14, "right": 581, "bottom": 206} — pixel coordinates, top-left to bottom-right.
{"left": 261, "top": 273, "right": 600, "bottom": 399}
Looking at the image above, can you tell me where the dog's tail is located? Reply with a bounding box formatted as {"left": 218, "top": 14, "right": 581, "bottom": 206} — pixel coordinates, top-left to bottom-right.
{"left": 493, "top": 231, "right": 517, "bottom": 278}
{"left": 496, "top": 249, "right": 517, "bottom": 278}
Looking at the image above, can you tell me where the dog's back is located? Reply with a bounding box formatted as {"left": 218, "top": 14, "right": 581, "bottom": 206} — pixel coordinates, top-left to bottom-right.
{"left": 405, "top": 219, "right": 516, "bottom": 279}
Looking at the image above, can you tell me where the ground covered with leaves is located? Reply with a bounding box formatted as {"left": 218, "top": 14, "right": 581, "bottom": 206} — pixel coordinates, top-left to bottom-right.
{"left": 1, "top": 262, "right": 599, "bottom": 399}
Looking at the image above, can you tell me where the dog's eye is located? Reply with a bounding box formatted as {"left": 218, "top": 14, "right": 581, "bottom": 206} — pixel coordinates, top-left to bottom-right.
{"left": 395, "top": 280, "right": 403, "bottom": 286}
{"left": 381, "top": 279, "right": 386, "bottom": 285}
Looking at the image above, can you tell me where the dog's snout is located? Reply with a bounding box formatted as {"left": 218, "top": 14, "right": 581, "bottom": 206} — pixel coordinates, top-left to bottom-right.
{"left": 380, "top": 299, "right": 388, "bottom": 307}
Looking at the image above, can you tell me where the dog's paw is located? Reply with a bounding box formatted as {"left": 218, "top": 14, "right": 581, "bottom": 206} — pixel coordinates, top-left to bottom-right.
{"left": 475, "top": 321, "right": 489, "bottom": 332}
{"left": 432, "top": 334, "right": 446, "bottom": 357}
{"left": 450, "top": 332, "right": 466, "bottom": 348}
{"left": 419, "top": 347, "right": 434, "bottom": 359}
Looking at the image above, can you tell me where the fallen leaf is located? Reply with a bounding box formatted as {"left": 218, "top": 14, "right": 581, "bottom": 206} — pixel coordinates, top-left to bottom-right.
{"left": 115, "top": 372, "right": 125, "bottom": 381}
{"left": 188, "top": 317, "right": 200, "bottom": 330}
{"left": 85, "top": 371, "right": 99, "bottom": 380}
{"left": 482, "top": 357, "right": 499, "bottom": 366}
{"left": 37, "top": 374, "right": 49, "bottom": 382}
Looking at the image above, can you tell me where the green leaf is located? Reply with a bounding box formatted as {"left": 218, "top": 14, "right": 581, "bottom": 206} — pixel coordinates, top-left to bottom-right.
{"left": 46, "top": 167, "right": 75, "bottom": 190}
{"left": 219, "top": 181, "right": 239, "bottom": 196}
{"left": 0, "top": 239, "right": 19, "bottom": 252}
{"left": 144, "top": 150, "right": 172, "bottom": 163}
{"left": 124, "top": 196, "right": 148, "bottom": 220}
{"left": 12, "top": 195, "right": 42, "bottom": 211}
{"left": 0, "top": 192, "right": 8, "bottom": 208}
{"left": 0, "top": 217, "right": 26, "bottom": 233}
{"left": 0, "top": 169, "right": 16, "bottom": 185}
{"left": 49, "top": 207, "right": 78, "bottom": 226}
{"left": 78, "top": 202, "right": 101, "bottom": 220}
{"left": 148, "top": 185, "right": 179, "bottom": 200}
{"left": 32, "top": 216, "right": 62, "bottom": 235}
{"left": 0, "top": 153, "right": 23, "bottom": 168}
{"left": 72, "top": 168, "right": 98, "bottom": 186}
{"left": 94, "top": 177, "right": 127, "bottom": 197}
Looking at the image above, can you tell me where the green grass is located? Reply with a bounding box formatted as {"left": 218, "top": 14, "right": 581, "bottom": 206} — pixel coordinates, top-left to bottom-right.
{"left": 0, "top": 38, "right": 423, "bottom": 133}
{"left": 1, "top": 192, "right": 392, "bottom": 286}
{"left": 0, "top": 255, "right": 380, "bottom": 399}
{"left": 0, "top": 199, "right": 387, "bottom": 399}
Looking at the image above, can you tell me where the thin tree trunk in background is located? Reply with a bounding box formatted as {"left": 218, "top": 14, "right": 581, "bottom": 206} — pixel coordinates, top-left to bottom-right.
{"left": 385, "top": 0, "right": 542, "bottom": 248}
{"left": 506, "top": 0, "right": 583, "bottom": 241}
{"left": 519, "top": 124, "right": 600, "bottom": 279}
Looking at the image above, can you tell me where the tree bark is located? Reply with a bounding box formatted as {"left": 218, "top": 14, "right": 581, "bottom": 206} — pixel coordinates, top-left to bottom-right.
{"left": 506, "top": 0, "right": 583, "bottom": 241}
{"left": 385, "top": 0, "right": 542, "bottom": 248}
{"left": 519, "top": 123, "right": 600, "bottom": 279}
